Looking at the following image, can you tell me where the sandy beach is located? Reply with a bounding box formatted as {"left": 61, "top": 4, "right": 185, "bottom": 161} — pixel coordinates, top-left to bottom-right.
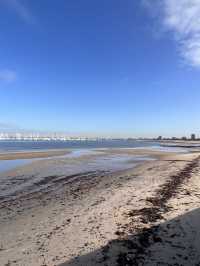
{"left": 1, "top": 148, "right": 200, "bottom": 265}
{"left": 0, "top": 150, "right": 70, "bottom": 160}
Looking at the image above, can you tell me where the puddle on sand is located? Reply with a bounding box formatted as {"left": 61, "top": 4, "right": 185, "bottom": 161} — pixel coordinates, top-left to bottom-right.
{"left": 0, "top": 158, "right": 35, "bottom": 173}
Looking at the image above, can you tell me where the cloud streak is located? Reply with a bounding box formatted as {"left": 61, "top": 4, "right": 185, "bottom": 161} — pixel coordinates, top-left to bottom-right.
{"left": 144, "top": 0, "right": 200, "bottom": 68}
{"left": 2, "top": 0, "right": 35, "bottom": 24}
{"left": 0, "top": 69, "right": 17, "bottom": 83}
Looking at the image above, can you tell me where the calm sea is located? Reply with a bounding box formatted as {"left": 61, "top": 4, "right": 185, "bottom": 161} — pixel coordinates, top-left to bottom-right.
{"left": 0, "top": 139, "right": 157, "bottom": 152}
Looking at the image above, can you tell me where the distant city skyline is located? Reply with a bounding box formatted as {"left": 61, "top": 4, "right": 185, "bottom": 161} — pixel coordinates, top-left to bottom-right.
{"left": 1, "top": 1, "right": 200, "bottom": 136}
{"left": 0, "top": 121, "right": 200, "bottom": 139}
{"left": 0, "top": 130, "right": 199, "bottom": 141}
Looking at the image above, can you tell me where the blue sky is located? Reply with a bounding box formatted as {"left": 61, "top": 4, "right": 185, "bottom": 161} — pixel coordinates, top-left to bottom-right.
{"left": 0, "top": 0, "right": 200, "bottom": 137}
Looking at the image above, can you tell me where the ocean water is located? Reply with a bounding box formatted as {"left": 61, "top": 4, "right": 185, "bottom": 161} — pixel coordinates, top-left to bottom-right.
{"left": 0, "top": 139, "right": 157, "bottom": 152}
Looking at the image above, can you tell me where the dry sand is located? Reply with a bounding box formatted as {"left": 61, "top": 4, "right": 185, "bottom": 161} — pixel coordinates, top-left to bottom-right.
{"left": 1, "top": 149, "right": 200, "bottom": 265}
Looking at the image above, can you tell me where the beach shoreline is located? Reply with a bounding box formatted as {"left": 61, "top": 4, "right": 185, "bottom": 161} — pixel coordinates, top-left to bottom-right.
{"left": 1, "top": 148, "right": 200, "bottom": 265}
{"left": 0, "top": 149, "right": 71, "bottom": 160}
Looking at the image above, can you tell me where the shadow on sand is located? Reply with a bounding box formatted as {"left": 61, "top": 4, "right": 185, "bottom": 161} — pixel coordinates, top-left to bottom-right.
{"left": 59, "top": 208, "right": 200, "bottom": 266}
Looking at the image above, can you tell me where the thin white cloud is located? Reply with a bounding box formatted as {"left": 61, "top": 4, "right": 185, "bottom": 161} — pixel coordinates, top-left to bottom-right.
{"left": 2, "top": 0, "right": 35, "bottom": 24}
{"left": 144, "top": 0, "right": 200, "bottom": 68}
{"left": 0, "top": 69, "right": 17, "bottom": 83}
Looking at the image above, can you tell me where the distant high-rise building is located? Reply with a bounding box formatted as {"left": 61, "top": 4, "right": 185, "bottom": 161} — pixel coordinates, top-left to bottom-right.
{"left": 191, "top": 134, "right": 196, "bottom": 141}
{"left": 157, "top": 136, "right": 162, "bottom": 140}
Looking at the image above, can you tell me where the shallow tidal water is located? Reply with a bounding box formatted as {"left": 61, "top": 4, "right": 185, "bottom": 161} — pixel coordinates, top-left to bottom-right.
{"left": 0, "top": 144, "right": 186, "bottom": 201}
{"left": 0, "top": 149, "right": 154, "bottom": 200}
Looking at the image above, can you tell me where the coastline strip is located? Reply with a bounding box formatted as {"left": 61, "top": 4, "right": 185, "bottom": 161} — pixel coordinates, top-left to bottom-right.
{"left": 0, "top": 150, "right": 70, "bottom": 160}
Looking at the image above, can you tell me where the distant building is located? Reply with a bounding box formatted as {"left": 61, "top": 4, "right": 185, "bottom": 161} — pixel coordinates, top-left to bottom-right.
{"left": 182, "top": 136, "right": 187, "bottom": 140}
{"left": 157, "top": 136, "right": 162, "bottom": 140}
{"left": 191, "top": 134, "right": 196, "bottom": 141}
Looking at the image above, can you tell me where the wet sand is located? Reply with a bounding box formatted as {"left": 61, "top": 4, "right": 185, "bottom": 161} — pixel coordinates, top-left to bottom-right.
{"left": 0, "top": 149, "right": 70, "bottom": 160}
{"left": 1, "top": 149, "right": 200, "bottom": 265}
